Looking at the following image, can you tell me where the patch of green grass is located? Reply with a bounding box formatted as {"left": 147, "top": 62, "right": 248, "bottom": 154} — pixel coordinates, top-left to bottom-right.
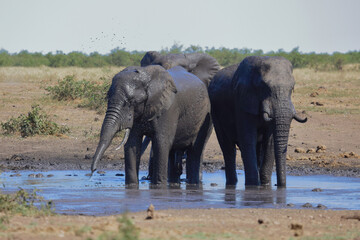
{"left": 90, "top": 214, "right": 139, "bottom": 240}
{"left": 290, "top": 229, "right": 360, "bottom": 240}
{"left": 184, "top": 232, "right": 240, "bottom": 240}
{"left": 45, "top": 75, "right": 111, "bottom": 113}
{"left": 0, "top": 188, "right": 54, "bottom": 217}
{"left": 74, "top": 225, "right": 92, "bottom": 237}
{"left": 1, "top": 105, "right": 70, "bottom": 137}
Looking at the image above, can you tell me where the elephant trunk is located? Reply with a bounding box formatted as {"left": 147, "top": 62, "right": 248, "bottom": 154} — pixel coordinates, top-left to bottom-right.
{"left": 91, "top": 107, "right": 126, "bottom": 174}
{"left": 273, "top": 102, "right": 292, "bottom": 187}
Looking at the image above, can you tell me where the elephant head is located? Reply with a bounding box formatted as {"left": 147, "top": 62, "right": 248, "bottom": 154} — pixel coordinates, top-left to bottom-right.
{"left": 140, "top": 51, "right": 220, "bottom": 87}
{"left": 91, "top": 65, "right": 177, "bottom": 174}
{"left": 233, "top": 56, "right": 307, "bottom": 187}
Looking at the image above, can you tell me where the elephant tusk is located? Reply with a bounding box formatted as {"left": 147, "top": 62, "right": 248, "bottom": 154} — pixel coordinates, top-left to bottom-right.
{"left": 293, "top": 114, "right": 307, "bottom": 123}
{"left": 263, "top": 112, "right": 273, "bottom": 122}
{"left": 115, "top": 128, "right": 130, "bottom": 150}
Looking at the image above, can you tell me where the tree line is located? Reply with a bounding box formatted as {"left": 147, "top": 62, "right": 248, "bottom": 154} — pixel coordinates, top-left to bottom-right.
{"left": 1, "top": 45, "right": 360, "bottom": 70}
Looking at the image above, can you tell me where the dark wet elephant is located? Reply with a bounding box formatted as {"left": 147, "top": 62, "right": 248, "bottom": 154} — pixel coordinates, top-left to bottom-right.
{"left": 140, "top": 51, "right": 220, "bottom": 181}
{"left": 208, "top": 56, "right": 307, "bottom": 187}
{"left": 91, "top": 65, "right": 211, "bottom": 186}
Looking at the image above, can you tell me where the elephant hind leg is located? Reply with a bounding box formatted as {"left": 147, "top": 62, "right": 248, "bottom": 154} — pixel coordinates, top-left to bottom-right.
{"left": 168, "top": 150, "right": 182, "bottom": 183}
{"left": 186, "top": 113, "right": 212, "bottom": 184}
{"left": 212, "top": 116, "right": 237, "bottom": 185}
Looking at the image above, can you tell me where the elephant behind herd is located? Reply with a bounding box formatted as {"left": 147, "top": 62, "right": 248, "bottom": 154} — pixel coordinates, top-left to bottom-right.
{"left": 91, "top": 51, "right": 307, "bottom": 187}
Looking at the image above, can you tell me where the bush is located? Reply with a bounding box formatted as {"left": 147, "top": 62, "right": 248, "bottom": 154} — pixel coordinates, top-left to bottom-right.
{"left": 0, "top": 188, "right": 54, "bottom": 216}
{"left": 46, "top": 75, "right": 88, "bottom": 101}
{"left": 46, "top": 75, "right": 111, "bottom": 113}
{"left": 1, "top": 105, "right": 70, "bottom": 137}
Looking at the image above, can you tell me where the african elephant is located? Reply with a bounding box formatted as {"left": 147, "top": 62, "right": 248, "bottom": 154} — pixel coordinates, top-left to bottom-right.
{"left": 208, "top": 56, "right": 307, "bottom": 187}
{"left": 140, "top": 51, "right": 220, "bottom": 180}
{"left": 141, "top": 51, "right": 220, "bottom": 87}
{"left": 91, "top": 65, "right": 211, "bottom": 185}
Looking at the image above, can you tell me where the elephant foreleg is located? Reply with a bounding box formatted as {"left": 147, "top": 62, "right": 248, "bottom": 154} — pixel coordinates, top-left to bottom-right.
{"left": 124, "top": 129, "right": 143, "bottom": 185}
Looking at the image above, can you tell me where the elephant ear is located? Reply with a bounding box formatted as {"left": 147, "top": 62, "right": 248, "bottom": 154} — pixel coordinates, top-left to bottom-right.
{"left": 233, "top": 56, "right": 264, "bottom": 115}
{"left": 185, "top": 53, "right": 220, "bottom": 87}
{"left": 143, "top": 65, "right": 177, "bottom": 121}
{"left": 141, "top": 51, "right": 161, "bottom": 67}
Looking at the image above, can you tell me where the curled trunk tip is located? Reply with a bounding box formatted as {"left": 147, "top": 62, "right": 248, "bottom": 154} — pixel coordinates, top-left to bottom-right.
{"left": 293, "top": 113, "right": 307, "bottom": 123}
{"left": 263, "top": 112, "right": 272, "bottom": 122}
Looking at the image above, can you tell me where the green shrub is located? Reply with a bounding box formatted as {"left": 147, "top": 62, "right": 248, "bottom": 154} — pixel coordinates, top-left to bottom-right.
{"left": 46, "top": 75, "right": 110, "bottom": 113}
{"left": 0, "top": 188, "right": 54, "bottom": 216}
{"left": 78, "top": 78, "right": 111, "bottom": 113}
{"left": 45, "top": 75, "right": 88, "bottom": 101}
{"left": 1, "top": 105, "right": 70, "bottom": 137}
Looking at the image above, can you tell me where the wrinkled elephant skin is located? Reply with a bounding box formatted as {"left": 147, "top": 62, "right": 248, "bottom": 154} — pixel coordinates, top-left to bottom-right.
{"left": 208, "top": 56, "right": 307, "bottom": 187}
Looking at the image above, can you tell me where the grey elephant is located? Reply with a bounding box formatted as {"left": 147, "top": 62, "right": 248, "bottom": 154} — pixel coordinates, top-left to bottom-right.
{"left": 140, "top": 51, "right": 220, "bottom": 180}
{"left": 91, "top": 65, "right": 211, "bottom": 185}
{"left": 208, "top": 56, "right": 307, "bottom": 187}
{"left": 141, "top": 51, "right": 219, "bottom": 87}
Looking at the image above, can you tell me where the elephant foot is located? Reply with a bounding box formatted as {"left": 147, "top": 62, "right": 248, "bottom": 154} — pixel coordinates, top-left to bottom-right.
{"left": 125, "top": 183, "right": 139, "bottom": 189}
{"left": 244, "top": 177, "right": 260, "bottom": 186}
{"left": 225, "top": 176, "right": 238, "bottom": 186}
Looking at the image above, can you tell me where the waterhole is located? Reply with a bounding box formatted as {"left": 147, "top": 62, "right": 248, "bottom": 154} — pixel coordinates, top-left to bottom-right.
{"left": 0, "top": 170, "right": 359, "bottom": 216}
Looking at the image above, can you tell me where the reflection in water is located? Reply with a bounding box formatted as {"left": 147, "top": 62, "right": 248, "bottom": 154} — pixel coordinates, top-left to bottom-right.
{"left": 0, "top": 170, "right": 359, "bottom": 215}
{"left": 241, "top": 187, "right": 286, "bottom": 207}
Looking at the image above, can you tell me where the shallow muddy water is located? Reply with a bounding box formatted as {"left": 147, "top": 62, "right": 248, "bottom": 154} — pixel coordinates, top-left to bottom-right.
{"left": 0, "top": 170, "right": 359, "bottom": 216}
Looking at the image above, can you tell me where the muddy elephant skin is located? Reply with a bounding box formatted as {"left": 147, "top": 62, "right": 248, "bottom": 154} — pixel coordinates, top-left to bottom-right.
{"left": 91, "top": 65, "right": 211, "bottom": 186}
{"left": 208, "top": 56, "right": 307, "bottom": 187}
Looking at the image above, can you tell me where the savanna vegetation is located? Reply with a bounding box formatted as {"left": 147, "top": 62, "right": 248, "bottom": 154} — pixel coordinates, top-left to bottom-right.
{"left": 1, "top": 44, "right": 360, "bottom": 70}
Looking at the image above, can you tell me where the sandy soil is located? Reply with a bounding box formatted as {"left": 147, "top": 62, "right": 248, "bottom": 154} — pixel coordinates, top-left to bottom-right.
{"left": 0, "top": 67, "right": 359, "bottom": 239}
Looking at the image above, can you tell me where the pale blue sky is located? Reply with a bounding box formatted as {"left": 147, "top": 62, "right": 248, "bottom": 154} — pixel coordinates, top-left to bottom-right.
{"left": 1, "top": 0, "right": 359, "bottom": 54}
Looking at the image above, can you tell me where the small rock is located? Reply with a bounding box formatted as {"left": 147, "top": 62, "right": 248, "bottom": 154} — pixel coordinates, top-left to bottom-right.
{"left": 287, "top": 203, "right": 295, "bottom": 207}
{"left": 318, "top": 86, "right": 327, "bottom": 91}
{"left": 311, "top": 101, "right": 324, "bottom": 106}
{"left": 85, "top": 173, "right": 92, "bottom": 177}
{"left": 302, "top": 203, "right": 313, "bottom": 208}
{"left": 310, "top": 92, "right": 319, "bottom": 97}
{"left": 35, "top": 173, "right": 44, "bottom": 178}
{"left": 9, "top": 155, "right": 23, "bottom": 161}
{"left": 146, "top": 204, "right": 155, "bottom": 220}
{"left": 306, "top": 148, "right": 316, "bottom": 153}
{"left": 47, "top": 174, "right": 54, "bottom": 178}
{"left": 116, "top": 173, "right": 125, "bottom": 177}
{"left": 312, "top": 188, "right": 323, "bottom": 192}
{"left": 317, "top": 204, "right": 327, "bottom": 209}
{"left": 28, "top": 174, "right": 36, "bottom": 178}
{"left": 316, "top": 145, "right": 327, "bottom": 153}
{"left": 290, "top": 223, "right": 303, "bottom": 236}
{"left": 342, "top": 152, "right": 359, "bottom": 158}
{"left": 295, "top": 147, "right": 306, "bottom": 153}
{"left": 94, "top": 117, "right": 99, "bottom": 121}
{"left": 97, "top": 171, "right": 106, "bottom": 174}
{"left": 210, "top": 183, "right": 218, "bottom": 187}
{"left": 258, "top": 219, "right": 264, "bottom": 224}
{"left": 84, "top": 154, "right": 92, "bottom": 160}
{"left": 10, "top": 173, "right": 21, "bottom": 177}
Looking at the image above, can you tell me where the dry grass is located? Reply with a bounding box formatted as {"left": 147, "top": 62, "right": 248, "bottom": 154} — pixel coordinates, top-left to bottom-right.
{"left": 0, "top": 65, "right": 359, "bottom": 139}
{"left": 0, "top": 66, "right": 123, "bottom": 139}
{"left": 293, "top": 65, "right": 360, "bottom": 114}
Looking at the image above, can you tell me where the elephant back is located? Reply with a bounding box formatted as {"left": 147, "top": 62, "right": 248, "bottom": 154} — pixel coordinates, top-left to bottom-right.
{"left": 140, "top": 51, "right": 220, "bottom": 87}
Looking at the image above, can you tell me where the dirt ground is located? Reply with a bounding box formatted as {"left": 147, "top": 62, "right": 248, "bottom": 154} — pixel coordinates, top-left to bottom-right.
{"left": 0, "top": 67, "right": 359, "bottom": 239}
